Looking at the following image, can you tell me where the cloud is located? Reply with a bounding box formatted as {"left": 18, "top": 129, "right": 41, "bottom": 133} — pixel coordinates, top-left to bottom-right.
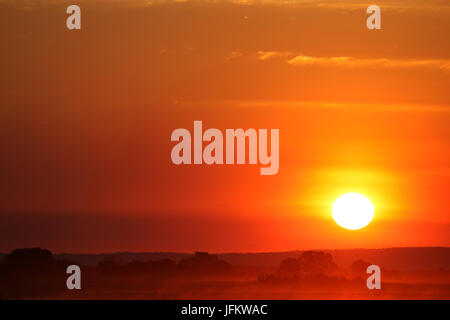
{"left": 257, "top": 51, "right": 291, "bottom": 60}
{"left": 288, "top": 56, "right": 450, "bottom": 71}
{"left": 256, "top": 51, "right": 450, "bottom": 71}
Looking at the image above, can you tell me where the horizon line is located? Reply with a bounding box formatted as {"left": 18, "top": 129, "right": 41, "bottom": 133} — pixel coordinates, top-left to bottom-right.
{"left": 2, "top": 245, "right": 450, "bottom": 256}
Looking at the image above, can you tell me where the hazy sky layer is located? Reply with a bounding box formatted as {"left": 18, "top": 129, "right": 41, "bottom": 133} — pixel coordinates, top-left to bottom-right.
{"left": 0, "top": 0, "right": 449, "bottom": 252}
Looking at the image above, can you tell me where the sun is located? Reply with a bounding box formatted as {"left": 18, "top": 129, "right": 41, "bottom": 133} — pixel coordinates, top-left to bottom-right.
{"left": 332, "top": 193, "right": 374, "bottom": 230}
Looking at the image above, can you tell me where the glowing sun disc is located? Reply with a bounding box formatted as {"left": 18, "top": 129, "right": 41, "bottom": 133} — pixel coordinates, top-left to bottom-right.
{"left": 332, "top": 193, "right": 374, "bottom": 230}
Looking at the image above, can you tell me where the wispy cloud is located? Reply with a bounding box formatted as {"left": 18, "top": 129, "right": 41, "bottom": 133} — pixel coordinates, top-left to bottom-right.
{"left": 257, "top": 51, "right": 450, "bottom": 71}
{"left": 257, "top": 51, "right": 290, "bottom": 60}
{"left": 288, "top": 56, "right": 450, "bottom": 70}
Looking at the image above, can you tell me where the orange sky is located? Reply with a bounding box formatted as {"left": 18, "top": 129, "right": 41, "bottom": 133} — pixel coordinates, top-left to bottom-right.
{"left": 0, "top": 0, "right": 449, "bottom": 253}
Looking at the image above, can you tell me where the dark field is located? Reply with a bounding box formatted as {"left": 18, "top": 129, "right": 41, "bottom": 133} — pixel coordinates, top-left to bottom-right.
{"left": 1, "top": 248, "right": 449, "bottom": 300}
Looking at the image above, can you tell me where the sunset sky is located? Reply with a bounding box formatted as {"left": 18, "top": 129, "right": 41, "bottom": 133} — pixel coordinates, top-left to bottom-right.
{"left": 0, "top": 0, "right": 449, "bottom": 253}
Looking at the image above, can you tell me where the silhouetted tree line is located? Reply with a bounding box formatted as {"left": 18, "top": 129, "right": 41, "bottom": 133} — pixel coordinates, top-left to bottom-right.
{"left": 0, "top": 248, "right": 379, "bottom": 299}
{"left": 0, "top": 248, "right": 233, "bottom": 298}
{"left": 98, "top": 251, "right": 232, "bottom": 276}
{"left": 256, "top": 251, "right": 376, "bottom": 286}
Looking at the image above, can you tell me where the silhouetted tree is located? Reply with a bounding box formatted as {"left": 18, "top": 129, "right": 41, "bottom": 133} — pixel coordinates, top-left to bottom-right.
{"left": 278, "top": 251, "right": 337, "bottom": 277}
{"left": 2, "top": 248, "right": 53, "bottom": 271}
{"left": 298, "top": 251, "right": 337, "bottom": 275}
{"left": 0, "top": 248, "right": 71, "bottom": 298}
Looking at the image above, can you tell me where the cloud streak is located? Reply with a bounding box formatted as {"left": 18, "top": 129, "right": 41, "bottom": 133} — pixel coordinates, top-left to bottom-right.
{"left": 257, "top": 51, "right": 450, "bottom": 71}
